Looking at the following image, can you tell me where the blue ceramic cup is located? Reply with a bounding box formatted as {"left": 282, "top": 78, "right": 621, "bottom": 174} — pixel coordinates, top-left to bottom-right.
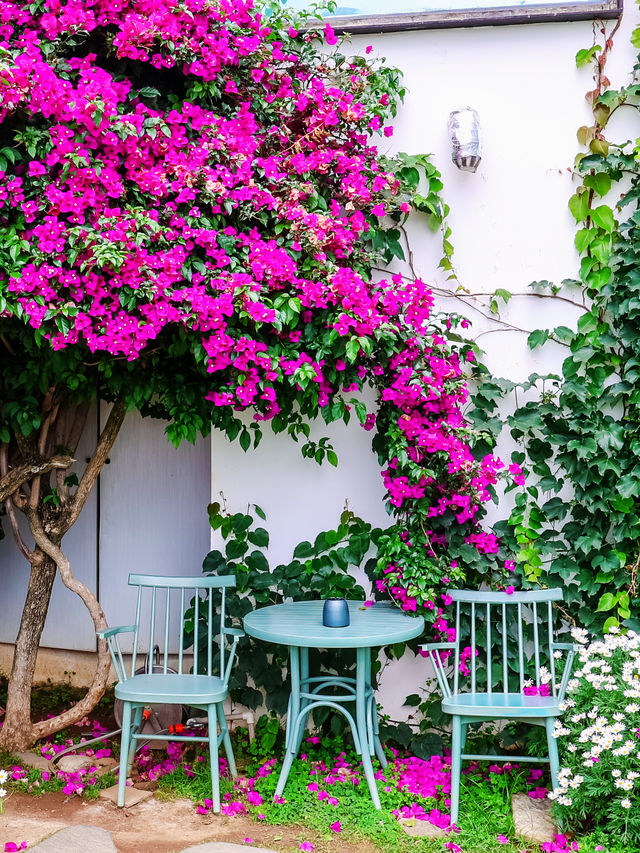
{"left": 322, "top": 598, "right": 350, "bottom": 627}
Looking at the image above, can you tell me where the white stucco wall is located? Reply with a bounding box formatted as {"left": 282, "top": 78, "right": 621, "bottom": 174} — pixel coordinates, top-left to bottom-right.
{"left": 209, "top": 4, "right": 640, "bottom": 720}
{"left": 1, "top": 4, "right": 638, "bottom": 722}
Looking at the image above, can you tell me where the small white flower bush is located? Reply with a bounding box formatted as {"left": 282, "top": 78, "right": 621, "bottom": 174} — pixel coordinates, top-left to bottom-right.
{"left": 0, "top": 768, "right": 7, "bottom": 812}
{"left": 550, "top": 626, "right": 640, "bottom": 843}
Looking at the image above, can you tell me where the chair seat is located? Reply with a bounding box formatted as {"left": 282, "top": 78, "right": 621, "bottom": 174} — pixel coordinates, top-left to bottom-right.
{"left": 115, "top": 673, "right": 227, "bottom": 705}
{"left": 442, "top": 692, "right": 560, "bottom": 718}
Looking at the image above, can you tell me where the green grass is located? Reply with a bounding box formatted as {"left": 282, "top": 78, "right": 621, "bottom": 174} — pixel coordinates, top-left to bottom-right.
{"left": 153, "top": 745, "right": 627, "bottom": 853}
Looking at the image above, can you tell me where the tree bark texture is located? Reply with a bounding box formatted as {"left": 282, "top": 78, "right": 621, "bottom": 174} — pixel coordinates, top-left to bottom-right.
{"left": 0, "top": 555, "right": 57, "bottom": 751}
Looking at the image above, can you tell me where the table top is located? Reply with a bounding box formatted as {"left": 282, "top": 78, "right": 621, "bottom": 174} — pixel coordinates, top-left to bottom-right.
{"left": 243, "top": 600, "right": 424, "bottom": 649}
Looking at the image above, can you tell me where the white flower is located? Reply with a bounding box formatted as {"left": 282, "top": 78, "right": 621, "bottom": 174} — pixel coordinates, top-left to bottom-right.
{"left": 612, "top": 769, "right": 622, "bottom": 777}
{"left": 625, "top": 703, "right": 639, "bottom": 713}
{"left": 557, "top": 795, "right": 573, "bottom": 806}
{"left": 0, "top": 771, "right": 7, "bottom": 785}
{"left": 571, "top": 627, "right": 589, "bottom": 644}
{"left": 615, "top": 778, "right": 634, "bottom": 790}
{"left": 539, "top": 666, "right": 552, "bottom": 685}
{"left": 621, "top": 798, "right": 632, "bottom": 809}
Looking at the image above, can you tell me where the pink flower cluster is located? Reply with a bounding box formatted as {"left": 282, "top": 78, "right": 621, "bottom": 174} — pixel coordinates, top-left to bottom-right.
{"left": 0, "top": 0, "right": 518, "bottom": 615}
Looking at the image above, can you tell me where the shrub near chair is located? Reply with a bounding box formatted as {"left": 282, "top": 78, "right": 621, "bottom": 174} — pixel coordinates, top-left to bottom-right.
{"left": 98, "top": 574, "right": 242, "bottom": 810}
{"left": 422, "top": 588, "right": 577, "bottom": 826}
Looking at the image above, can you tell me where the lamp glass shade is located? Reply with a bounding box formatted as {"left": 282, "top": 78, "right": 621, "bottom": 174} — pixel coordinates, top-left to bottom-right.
{"left": 322, "top": 598, "right": 350, "bottom": 627}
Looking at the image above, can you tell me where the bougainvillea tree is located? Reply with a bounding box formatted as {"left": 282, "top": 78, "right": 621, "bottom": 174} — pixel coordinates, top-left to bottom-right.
{"left": 0, "top": 0, "right": 511, "bottom": 749}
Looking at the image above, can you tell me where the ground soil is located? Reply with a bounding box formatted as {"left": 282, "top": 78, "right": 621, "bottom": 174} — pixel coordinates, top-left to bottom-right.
{"left": 1, "top": 791, "right": 385, "bottom": 853}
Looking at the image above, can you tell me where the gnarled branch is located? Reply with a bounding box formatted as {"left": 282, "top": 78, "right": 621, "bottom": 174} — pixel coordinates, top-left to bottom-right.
{"left": 0, "top": 453, "right": 74, "bottom": 504}
{"left": 68, "top": 397, "right": 126, "bottom": 528}
{"left": 25, "top": 512, "right": 112, "bottom": 740}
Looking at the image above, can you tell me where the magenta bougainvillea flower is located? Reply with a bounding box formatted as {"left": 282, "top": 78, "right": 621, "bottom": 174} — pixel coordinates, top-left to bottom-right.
{"left": 0, "top": 0, "right": 518, "bottom": 626}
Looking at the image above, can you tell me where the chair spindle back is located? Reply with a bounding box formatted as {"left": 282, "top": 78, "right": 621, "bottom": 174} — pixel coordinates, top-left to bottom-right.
{"left": 128, "top": 574, "right": 236, "bottom": 678}
{"left": 449, "top": 589, "right": 563, "bottom": 697}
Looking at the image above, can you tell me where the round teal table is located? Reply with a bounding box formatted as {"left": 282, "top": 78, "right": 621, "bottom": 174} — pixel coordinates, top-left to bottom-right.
{"left": 243, "top": 600, "right": 424, "bottom": 808}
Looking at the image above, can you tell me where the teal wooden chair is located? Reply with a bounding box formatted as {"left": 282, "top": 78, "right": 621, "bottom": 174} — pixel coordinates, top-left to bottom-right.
{"left": 98, "top": 574, "right": 242, "bottom": 811}
{"left": 422, "top": 588, "right": 576, "bottom": 826}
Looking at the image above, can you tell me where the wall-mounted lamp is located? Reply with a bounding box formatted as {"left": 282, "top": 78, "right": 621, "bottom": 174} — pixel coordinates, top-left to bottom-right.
{"left": 448, "top": 108, "right": 481, "bottom": 173}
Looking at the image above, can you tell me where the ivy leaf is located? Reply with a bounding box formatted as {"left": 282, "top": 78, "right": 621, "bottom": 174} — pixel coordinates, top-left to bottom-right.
{"left": 590, "top": 205, "right": 615, "bottom": 232}
{"left": 527, "top": 329, "right": 550, "bottom": 349}
{"left": 575, "top": 228, "right": 594, "bottom": 253}
{"left": 248, "top": 527, "right": 269, "bottom": 548}
{"left": 610, "top": 495, "right": 634, "bottom": 513}
{"left": 293, "top": 540, "right": 314, "bottom": 558}
{"left": 596, "top": 592, "right": 618, "bottom": 612}
{"left": 569, "top": 190, "right": 590, "bottom": 222}
{"left": 575, "top": 45, "right": 601, "bottom": 67}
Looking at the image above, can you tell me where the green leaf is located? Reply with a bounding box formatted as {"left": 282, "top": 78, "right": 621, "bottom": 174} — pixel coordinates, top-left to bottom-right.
{"left": 583, "top": 172, "right": 611, "bottom": 197}
{"left": 575, "top": 45, "right": 601, "bottom": 67}
{"left": 610, "top": 494, "right": 634, "bottom": 513}
{"left": 226, "top": 539, "right": 248, "bottom": 560}
{"left": 202, "top": 550, "right": 226, "bottom": 574}
{"left": 248, "top": 527, "right": 269, "bottom": 548}
{"left": 596, "top": 592, "right": 618, "bottom": 612}
{"left": 527, "top": 329, "right": 550, "bottom": 349}
{"left": 569, "top": 190, "right": 590, "bottom": 222}
{"left": 575, "top": 228, "right": 594, "bottom": 253}
{"left": 293, "top": 540, "right": 314, "bottom": 558}
{"left": 590, "top": 205, "right": 615, "bottom": 232}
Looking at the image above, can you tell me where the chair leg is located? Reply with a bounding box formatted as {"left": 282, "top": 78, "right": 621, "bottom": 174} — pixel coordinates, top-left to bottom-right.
{"left": 127, "top": 705, "right": 143, "bottom": 776}
{"left": 217, "top": 703, "right": 237, "bottom": 779}
{"left": 546, "top": 717, "right": 560, "bottom": 791}
{"left": 117, "top": 701, "right": 132, "bottom": 808}
{"left": 450, "top": 716, "right": 462, "bottom": 828}
{"left": 460, "top": 723, "right": 467, "bottom": 755}
{"left": 208, "top": 705, "right": 220, "bottom": 814}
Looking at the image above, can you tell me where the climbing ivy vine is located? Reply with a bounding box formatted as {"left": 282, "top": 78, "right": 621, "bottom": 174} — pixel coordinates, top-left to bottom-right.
{"left": 468, "top": 15, "right": 640, "bottom": 636}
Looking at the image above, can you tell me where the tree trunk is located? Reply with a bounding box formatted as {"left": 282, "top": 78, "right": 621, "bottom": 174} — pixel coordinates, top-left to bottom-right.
{"left": 0, "top": 398, "right": 126, "bottom": 751}
{"left": 0, "top": 554, "right": 56, "bottom": 751}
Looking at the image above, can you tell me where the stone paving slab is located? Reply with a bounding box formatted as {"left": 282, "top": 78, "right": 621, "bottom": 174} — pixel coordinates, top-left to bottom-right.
{"left": 399, "top": 817, "right": 447, "bottom": 838}
{"left": 28, "top": 825, "right": 117, "bottom": 852}
{"left": 13, "top": 751, "right": 54, "bottom": 772}
{"left": 56, "top": 754, "right": 94, "bottom": 773}
{"left": 512, "top": 792, "right": 557, "bottom": 844}
{"left": 179, "top": 845, "right": 280, "bottom": 853}
{"left": 98, "top": 782, "right": 154, "bottom": 806}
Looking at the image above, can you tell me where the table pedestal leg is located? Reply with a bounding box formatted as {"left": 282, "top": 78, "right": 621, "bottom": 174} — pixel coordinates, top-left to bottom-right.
{"left": 364, "top": 651, "right": 387, "bottom": 769}
{"left": 275, "top": 646, "right": 300, "bottom": 801}
{"left": 295, "top": 647, "right": 310, "bottom": 753}
{"left": 357, "top": 647, "right": 381, "bottom": 809}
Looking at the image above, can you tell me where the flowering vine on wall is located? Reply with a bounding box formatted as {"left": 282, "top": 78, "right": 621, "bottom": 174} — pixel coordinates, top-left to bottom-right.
{"left": 0, "top": 0, "right": 516, "bottom": 747}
